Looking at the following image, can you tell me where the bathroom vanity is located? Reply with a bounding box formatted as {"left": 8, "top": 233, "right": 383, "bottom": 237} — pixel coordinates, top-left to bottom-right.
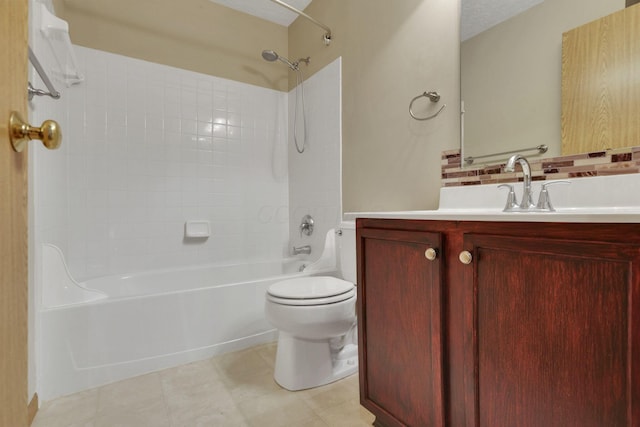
{"left": 356, "top": 216, "right": 640, "bottom": 427}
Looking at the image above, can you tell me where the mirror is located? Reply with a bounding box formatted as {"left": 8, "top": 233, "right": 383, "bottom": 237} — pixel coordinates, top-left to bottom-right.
{"left": 460, "top": 0, "right": 626, "bottom": 166}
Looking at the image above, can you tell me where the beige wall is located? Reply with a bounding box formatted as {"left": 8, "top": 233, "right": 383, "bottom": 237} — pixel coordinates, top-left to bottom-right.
{"left": 54, "top": 0, "right": 461, "bottom": 212}
{"left": 290, "top": 0, "right": 461, "bottom": 211}
{"left": 461, "top": 0, "right": 624, "bottom": 163}
{"left": 54, "top": 0, "right": 289, "bottom": 91}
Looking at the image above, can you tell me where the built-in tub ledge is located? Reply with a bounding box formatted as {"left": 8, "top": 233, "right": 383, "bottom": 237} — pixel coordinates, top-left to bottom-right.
{"left": 42, "top": 244, "right": 107, "bottom": 308}
{"left": 345, "top": 174, "right": 640, "bottom": 223}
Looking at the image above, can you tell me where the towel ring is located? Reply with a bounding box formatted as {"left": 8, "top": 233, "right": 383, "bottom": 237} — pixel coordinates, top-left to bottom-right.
{"left": 409, "top": 91, "right": 446, "bottom": 121}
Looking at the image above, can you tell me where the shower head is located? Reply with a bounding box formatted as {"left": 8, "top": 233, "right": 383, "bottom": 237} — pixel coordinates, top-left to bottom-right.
{"left": 261, "top": 50, "right": 279, "bottom": 62}
{"left": 261, "top": 50, "right": 297, "bottom": 70}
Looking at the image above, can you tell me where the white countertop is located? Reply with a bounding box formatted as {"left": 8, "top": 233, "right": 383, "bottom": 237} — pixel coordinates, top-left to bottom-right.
{"left": 346, "top": 174, "right": 640, "bottom": 223}
{"left": 345, "top": 207, "right": 640, "bottom": 223}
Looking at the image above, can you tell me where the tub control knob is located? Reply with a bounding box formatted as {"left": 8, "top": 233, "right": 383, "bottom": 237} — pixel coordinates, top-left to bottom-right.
{"left": 424, "top": 248, "right": 438, "bottom": 261}
{"left": 300, "top": 214, "right": 314, "bottom": 236}
{"left": 459, "top": 251, "right": 473, "bottom": 265}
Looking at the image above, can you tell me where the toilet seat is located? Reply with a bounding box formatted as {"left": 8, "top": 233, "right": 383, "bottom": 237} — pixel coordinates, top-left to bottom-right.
{"left": 267, "top": 277, "right": 355, "bottom": 306}
{"left": 266, "top": 290, "right": 355, "bottom": 306}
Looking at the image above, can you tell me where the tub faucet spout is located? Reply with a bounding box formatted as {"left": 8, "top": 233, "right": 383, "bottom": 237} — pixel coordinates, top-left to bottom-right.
{"left": 504, "top": 154, "right": 535, "bottom": 210}
{"left": 293, "top": 245, "right": 311, "bottom": 255}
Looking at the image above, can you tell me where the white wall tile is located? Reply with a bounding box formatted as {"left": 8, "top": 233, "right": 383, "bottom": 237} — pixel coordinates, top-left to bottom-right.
{"left": 33, "top": 46, "right": 291, "bottom": 282}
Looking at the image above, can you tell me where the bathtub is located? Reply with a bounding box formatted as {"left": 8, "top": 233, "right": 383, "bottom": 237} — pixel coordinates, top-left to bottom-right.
{"left": 38, "top": 248, "right": 336, "bottom": 401}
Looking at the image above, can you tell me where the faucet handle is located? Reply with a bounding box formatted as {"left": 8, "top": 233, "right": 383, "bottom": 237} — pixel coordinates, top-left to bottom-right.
{"left": 498, "top": 184, "right": 519, "bottom": 212}
{"left": 535, "top": 180, "right": 570, "bottom": 212}
{"left": 299, "top": 214, "right": 314, "bottom": 237}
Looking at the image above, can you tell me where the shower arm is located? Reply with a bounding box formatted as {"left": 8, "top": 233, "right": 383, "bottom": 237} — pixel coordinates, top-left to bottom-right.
{"left": 268, "top": 0, "right": 332, "bottom": 45}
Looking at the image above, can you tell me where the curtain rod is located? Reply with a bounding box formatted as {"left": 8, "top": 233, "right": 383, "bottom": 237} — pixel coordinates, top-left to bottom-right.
{"left": 269, "top": 0, "right": 332, "bottom": 45}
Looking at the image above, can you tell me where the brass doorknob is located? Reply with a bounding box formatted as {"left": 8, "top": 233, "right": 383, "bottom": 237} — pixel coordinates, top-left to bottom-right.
{"left": 459, "top": 250, "right": 473, "bottom": 265}
{"left": 424, "top": 248, "right": 438, "bottom": 261}
{"left": 9, "top": 111, "right": 61, "bottom": 152}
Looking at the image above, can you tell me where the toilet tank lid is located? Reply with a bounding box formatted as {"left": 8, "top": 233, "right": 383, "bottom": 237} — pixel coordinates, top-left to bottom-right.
{"left": 268, "top": 276, "right": 354, "bottom": 299}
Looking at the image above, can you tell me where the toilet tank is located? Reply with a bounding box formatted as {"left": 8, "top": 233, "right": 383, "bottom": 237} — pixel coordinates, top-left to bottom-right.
{"left": 338, "top": 221, "right": 356, "bottom": 284}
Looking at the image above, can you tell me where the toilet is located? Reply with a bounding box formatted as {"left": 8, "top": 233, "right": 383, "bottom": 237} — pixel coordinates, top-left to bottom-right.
{"left": 265, "top": 223, "right": 358, "bottom": 391}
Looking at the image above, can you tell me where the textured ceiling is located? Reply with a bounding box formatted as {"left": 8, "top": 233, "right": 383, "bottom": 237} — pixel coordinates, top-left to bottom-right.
{"left": 209, "top": 0, "right": 542, "bottom": 40}
{"left": 461, "top": 0, "right": 544, "bottom": 41}
{"left": 209, "top": 0, "right": 312, "bottom": 26}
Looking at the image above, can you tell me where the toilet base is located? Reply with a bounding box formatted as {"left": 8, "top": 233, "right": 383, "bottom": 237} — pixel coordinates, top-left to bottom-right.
{"left": 273, "top": 332, "right": 358, "bottom": 391}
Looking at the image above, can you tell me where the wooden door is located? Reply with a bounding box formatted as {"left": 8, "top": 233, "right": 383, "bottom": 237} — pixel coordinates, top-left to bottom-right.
{"left": 0, "top": 0, "right": 29, "bottom": 426}
{"left": 461, "top": 233, "right": 640, "bottom": 427}
{"left": 358, "top": 227, "right": 445, "bottom": 427}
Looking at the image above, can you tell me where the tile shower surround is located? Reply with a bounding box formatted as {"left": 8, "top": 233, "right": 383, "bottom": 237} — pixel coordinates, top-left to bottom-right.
{"left": 35, "top": 46, "right": 291, "bottom": 281}
{"left": 442, "top": 146, "right": 640, "bottom": 186}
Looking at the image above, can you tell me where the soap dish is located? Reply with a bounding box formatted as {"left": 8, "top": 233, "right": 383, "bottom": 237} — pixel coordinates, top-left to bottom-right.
{"left": 184, "top": 221, "right": 210, "bottom": 238}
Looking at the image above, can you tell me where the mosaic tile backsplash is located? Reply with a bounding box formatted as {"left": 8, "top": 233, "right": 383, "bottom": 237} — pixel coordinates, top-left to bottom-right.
{"left": 442, "top": 146, "right": 640, "bottom": 187}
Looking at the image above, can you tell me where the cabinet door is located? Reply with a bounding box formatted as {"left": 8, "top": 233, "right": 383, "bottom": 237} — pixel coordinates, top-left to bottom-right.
{"left": 358, "top": 228, "right": 445, "bottom": 427}
{"left": 461, "top": 234, "right": 640, "bottom": 427}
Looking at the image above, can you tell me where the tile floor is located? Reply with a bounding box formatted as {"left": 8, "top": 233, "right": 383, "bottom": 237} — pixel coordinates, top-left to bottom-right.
{"left": 32, "top": 342, "right": 375, "bottom": 427}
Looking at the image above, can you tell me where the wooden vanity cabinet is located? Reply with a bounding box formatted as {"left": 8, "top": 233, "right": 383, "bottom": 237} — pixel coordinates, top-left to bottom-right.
{"left": 357, "top": 227, "right": 445, "bottom": 427}
{"left": 357, "top": 218, "right": 640, "bottom": 427}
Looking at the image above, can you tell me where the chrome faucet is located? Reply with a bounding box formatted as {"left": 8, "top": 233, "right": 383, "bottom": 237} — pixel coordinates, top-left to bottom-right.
{"left": 292, "top": 245, "right": 311, "bottom": 255}
{"left": 504, "top": 154, "right": 535, "bottom": 210}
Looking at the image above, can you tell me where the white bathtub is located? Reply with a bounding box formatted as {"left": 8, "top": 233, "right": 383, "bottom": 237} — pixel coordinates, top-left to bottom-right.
{"left": 38, "top": 258, "right": 335, "bottom": 401}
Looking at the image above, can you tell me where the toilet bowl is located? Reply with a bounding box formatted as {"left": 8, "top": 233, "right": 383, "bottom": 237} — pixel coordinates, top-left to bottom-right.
{"left": 265, "top": 275, "right": 358, "bottom": 391}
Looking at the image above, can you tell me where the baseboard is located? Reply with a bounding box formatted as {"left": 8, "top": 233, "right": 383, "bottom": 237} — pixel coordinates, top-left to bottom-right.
{"left": 28, "top": 393, "right": 38, "bottom": 426}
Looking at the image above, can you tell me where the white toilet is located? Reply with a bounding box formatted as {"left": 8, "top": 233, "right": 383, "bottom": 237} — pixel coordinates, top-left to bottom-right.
{"left": 265, "top": 224, "right": 358, "bottom": 391}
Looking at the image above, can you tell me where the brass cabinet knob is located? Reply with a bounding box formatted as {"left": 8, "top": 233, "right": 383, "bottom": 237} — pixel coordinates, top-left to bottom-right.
{"left": 9, "top": 111, "right": 61, "bottom": 152}
{"left": 424, "top": 248, "right": 438, "bottom": 261}
{"left": 459, "top": 250, "right": 473, "bottom": 265}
